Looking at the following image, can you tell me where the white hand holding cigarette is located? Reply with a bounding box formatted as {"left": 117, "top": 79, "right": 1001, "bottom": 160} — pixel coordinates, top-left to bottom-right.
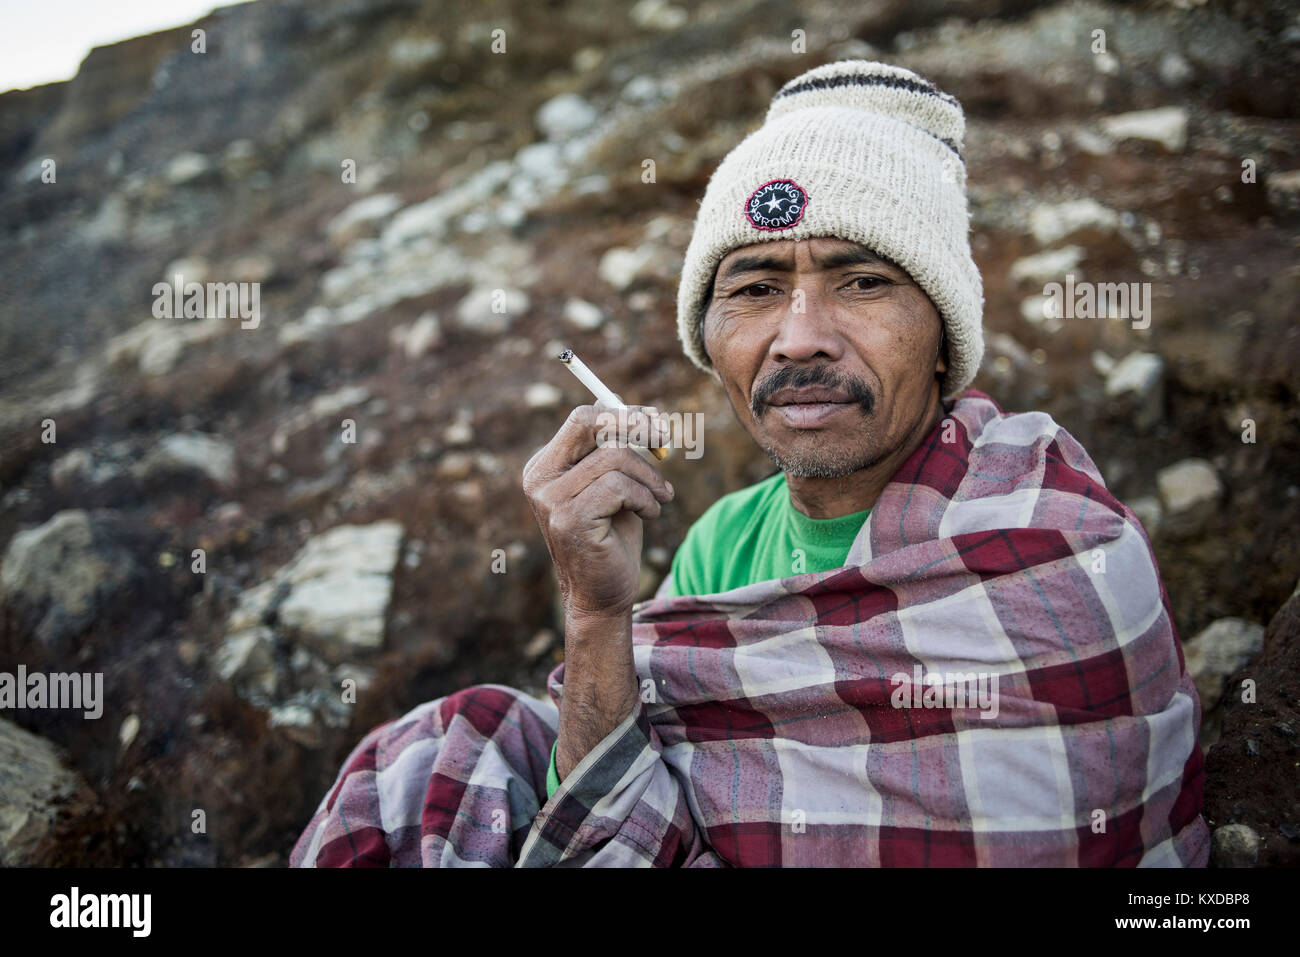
{"left": 557, "top": 349, "right": 671, "bottom": 460}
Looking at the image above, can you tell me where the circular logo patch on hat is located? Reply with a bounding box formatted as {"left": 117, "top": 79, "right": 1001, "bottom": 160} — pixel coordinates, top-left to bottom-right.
{"left": 743, "top": 179, "right": 808, "bottom": 231}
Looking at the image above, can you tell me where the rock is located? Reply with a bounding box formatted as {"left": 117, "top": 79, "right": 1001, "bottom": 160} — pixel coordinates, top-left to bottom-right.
{"left": 118, "top": 714, "right": 140, "bottom": 750}
{"left": 1017, "top": 294, "right": 1062, "bottom": 332}
{"left": 435, "top": 451, "right": 475, "bottom": 481}
{"left": 326, "top": 193, "right": 403, "bottom": 242}
{"left": 388, "top": 36, "right": 443, "bottom": 70}
{"left": 1008, "top": 245, "right": 1085, "bottom": 285}
{"left": 0, "top": 718, "right": 97, "bottom": 866}
{"left": 163, "top": 151, "right": 214, "bottom": 185}
{"left": 572, "top": 46, "right": 603, "bottom": 73}
{"left": 512, "top": 142, "right": 566, "bottom": 193}
{"left": 309, "top": 384, "right": 370, "bottom": 420}
{"left": 163, "top": 256, "right": 210, "bottom": 285}
{"left": 598, "top": 245, "right": 657, "bottom": 290}
{"left": 1090, "top": 350, "right": 1116, "bottom": 377}
{"left": 219, "top": 526, "right": 398, "bottom": 721}
{"left": 1211, "top": 824, "right": 1259, "bottom": 868}
{"left": 622, "top": 76, "right": 661, "bottom": 103}
{"left": 48, "top": 448, "right": 125, "bottom": 491}
{"left": 455, "top": 286, "right": 529, "bottom": 334}
{"left": 80, "top": 194, "right": 130, "bottom": 245}
{"left": 0, "top": 510, "right": 139, "bottom": 651}
{"left": 50, "top": 449, "right": 94, "bottom": 490}
{"left": 1158, "top": 52, "right": 1194, "bottom": 86}
{"left": 105, "top": 317, "right": 225, "bottom": 376}
{"left": 400, "top": 312, "right": 442, "bottom": 358}
{"left": 1184, "top": 617, "right": 1266, "bottom": 711}
{"left": 1127, "top": 496, "right": 1162, "bottom": 536}
{"left": 221, "top": 139, "right": 259, "bottom": 178}
{"left": 1100, "top": 106, "right": 1189, "bottom": 153}
{"left": 272, "top": 522, "right": 404, "bottom": 661}
{"left": 985, "top": 332, "right": 1032, "bottom": 370}
{"left": 1028, "top": 199, "right": 1120, "bottom": 245}
{"left": 215, "top": 626, "right": 278, "bottom": 700}
{"left": 332, "top": 663, "right": 376, "bottom": 694}
{"left": 1264, "top": 169, "right": 1300, "bottom": 215}
{"left": 1204, "top": 582, "right": 1300, "bottom": 865}
{"left": 438, "top": 416, "right": 472, "bottom": 446}
{"left": 135, "top": 432, "right": 237, "bottom": 487}
{"left": 1105, "top": 351, "right": 1165, "bottom": 430}
{"left": 535, "top": 93, "right": 598, "bottom": 141}
{"left": 563, "top": 298, "right": 605, "bottom": 330}
{"left": 1156, "top": 457, "right": 1223, "bottom": 528}
{"left": 229, "top": 254, "right": 276, "bottom": 284}
{"left": 524, "top": 628, "right": 556, "bottom": 661}
{"left": 524, "top": 382, "right": 563, "bottom": 409}
{"left": 267, "top": 698, "right": 322, "bottom": 748}
{"left": 631, "top": 0, "right": 688, "bottom": 30}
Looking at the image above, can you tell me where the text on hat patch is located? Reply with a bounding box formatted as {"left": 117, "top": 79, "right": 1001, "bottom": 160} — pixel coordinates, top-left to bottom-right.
{"left": 744, "top": 179, "right": 809, "bottom": 231}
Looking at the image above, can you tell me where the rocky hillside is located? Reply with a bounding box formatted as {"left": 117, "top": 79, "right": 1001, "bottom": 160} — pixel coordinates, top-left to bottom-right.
{"left": 0, "top": 0, "right": 1297, "bottom": 866}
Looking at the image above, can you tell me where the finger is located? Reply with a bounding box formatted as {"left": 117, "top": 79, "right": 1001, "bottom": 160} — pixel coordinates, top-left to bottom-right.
{"left": 526, "top": 404, "right": 605, "bottom": 487}
{"left": 572, "top": 469, "right": 662, "bottom": 523}
{"left": 557, "top": 444, "right": 674, "bottom": 505}
{"left": 528, "top": 404, "right": 672, "bottom": 494}
{"left": 593, "top": 404, "right": 672, "bottom": 452}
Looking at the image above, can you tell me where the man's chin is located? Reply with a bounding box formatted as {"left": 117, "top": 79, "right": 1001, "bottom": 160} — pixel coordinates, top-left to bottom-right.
{"left": 759, "top": 435, "right": 881, "bottom": 480}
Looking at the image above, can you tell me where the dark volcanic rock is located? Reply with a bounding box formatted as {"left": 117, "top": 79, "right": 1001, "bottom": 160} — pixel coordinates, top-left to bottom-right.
{"left": 1204, "top": 584, "right": 1300, "bottom": 867}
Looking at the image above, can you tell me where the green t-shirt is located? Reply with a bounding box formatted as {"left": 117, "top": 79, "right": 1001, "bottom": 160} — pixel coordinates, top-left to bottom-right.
{"left": 544, "top": 471, "right": 871, "bottom": 799}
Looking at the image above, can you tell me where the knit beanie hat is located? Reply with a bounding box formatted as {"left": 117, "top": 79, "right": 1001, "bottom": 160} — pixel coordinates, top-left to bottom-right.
{"left": 675, "top": 60, "right": 984, "bottom": 399}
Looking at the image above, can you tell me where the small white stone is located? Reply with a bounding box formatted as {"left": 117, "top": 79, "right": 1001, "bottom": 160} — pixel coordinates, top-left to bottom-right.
{"left": 1029, "top": 199, "right": 1120, "bottom": 245}
{"left": 535, "top": 93, "right": 598, "bottom": 141}
{"left": 1100, "top": 106, "right": 1189, "bottom": 153}
{"left": 563, "top": 298, "right": 605, "bottom": 330}
{"left": 1156, "top": 458, "right": 1222, "bottom": 515}
{"left": 598, "top": 245, "right": 655, "bottom": 290}
{"left": 1009, "top": 246, "right": 1085, "bottom": 284}
{"left": 119, "top": 714, "right": 140, "bottom": 750}
{"left": 164, "top": 152, "right": 212, "bottom": 185}
{"left": 524, "top": 382, "right": 563, "bottom": 409}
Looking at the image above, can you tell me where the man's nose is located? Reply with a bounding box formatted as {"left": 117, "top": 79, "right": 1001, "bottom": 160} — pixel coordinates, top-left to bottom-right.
{"left": 768, "top": 286, "right": 844, "bottom": 363}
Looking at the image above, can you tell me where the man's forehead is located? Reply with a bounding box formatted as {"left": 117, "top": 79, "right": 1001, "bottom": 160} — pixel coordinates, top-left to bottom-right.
{"left": 721, "top": 236, "right": 869, "bottom": 260}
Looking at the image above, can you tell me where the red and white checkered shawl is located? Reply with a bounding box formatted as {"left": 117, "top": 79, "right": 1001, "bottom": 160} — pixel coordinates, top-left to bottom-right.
{"left": 291, "top": 389, "right": 1209, "bottom": 868}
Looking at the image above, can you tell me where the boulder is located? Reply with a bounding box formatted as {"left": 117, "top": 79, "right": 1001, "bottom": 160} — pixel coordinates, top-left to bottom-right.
{"left": 0, "top": 718, "right": 98, "bottom": 866}
{"left": 0, "top": 510, "right": 140, "bottom": 651}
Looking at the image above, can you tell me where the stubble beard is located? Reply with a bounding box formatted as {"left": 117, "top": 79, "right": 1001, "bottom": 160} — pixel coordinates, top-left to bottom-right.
{"left": 757, "top": 414, "right": 889, "bottom": 479}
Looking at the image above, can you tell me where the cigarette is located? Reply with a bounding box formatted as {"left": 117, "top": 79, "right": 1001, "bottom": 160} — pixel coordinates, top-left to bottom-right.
{"left": 557, "top": 349, "right": 670, "bottom": 460}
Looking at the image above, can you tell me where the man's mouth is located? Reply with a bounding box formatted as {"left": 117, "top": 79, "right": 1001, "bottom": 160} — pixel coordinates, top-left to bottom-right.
{"left": 769, "top": 401, "right": 855, "bottom": 428}
{"left": 765, "top": 387, "right": 859, "bottom": 429}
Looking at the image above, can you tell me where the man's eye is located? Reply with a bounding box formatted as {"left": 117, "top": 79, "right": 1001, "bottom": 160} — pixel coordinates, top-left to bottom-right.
{"left": 738, "top": 283, "right": 778, "bottom": 297}
{"left": 845, "top": 276, "right": 888, "bottom": 291}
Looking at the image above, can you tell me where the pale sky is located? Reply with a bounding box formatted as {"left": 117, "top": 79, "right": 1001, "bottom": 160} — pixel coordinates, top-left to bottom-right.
{"left": 0, "top": 0, "right": 260, "bottom": 94}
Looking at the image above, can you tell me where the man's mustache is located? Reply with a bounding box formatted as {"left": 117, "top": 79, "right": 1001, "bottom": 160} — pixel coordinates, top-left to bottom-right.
{"left": 749, "top": 365, "right": 874, "bottom": 420}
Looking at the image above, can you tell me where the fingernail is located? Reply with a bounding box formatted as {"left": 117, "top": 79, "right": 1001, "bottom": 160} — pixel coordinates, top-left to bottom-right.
{"left": 666, "top": 481, "right": 674, "bottom": 497}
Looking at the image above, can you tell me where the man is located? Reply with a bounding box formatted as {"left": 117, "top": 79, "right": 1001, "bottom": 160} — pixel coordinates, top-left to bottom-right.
{"left": 291, "top": 60, "right": 1209, "bottom": 867}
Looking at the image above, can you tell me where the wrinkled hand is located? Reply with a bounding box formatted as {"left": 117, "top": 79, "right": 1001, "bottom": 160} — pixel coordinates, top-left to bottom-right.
{"left": 522, "top": 403, "right": 673, "bottom": 622}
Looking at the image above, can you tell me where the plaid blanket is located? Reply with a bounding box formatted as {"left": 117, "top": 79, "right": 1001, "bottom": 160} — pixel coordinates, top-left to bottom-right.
{"left": 290, "top": 389, "right": 1209, "bottom": 867}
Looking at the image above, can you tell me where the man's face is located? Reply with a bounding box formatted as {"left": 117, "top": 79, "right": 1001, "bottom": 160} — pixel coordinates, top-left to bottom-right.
{"left": 701, "top": 237, "right": 947, "bottom": 478}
